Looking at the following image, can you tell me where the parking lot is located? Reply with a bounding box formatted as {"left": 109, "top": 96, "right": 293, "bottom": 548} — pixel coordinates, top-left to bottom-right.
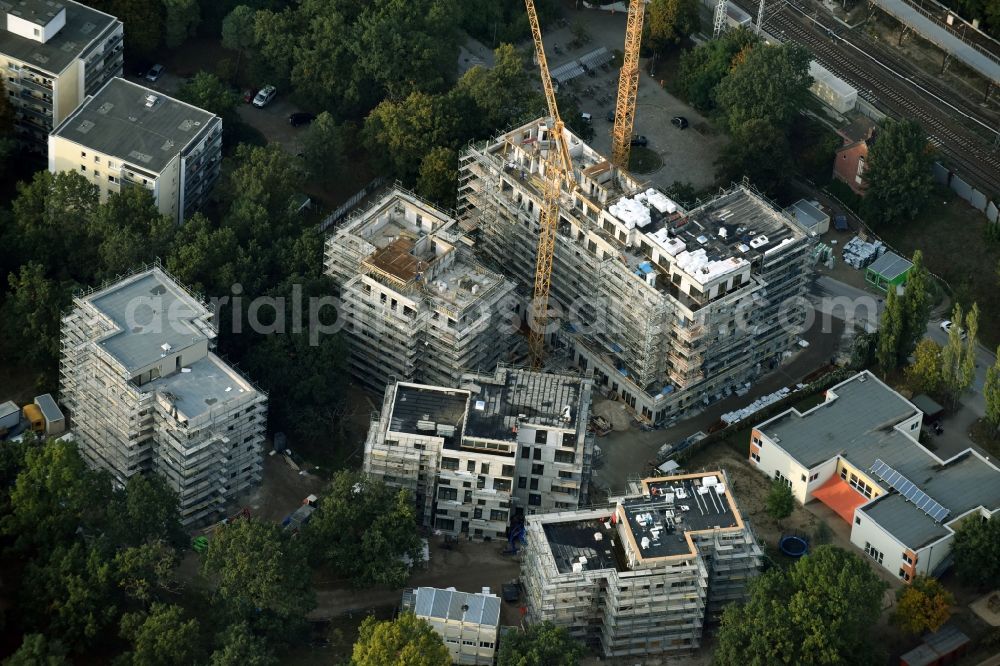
{"left": 538, "top": 10, "right": 727, "bottom": 190}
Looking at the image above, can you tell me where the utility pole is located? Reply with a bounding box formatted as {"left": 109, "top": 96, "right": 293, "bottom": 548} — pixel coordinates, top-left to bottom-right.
{"left": 714, "top": 0, "right": 728, "bottom": 38}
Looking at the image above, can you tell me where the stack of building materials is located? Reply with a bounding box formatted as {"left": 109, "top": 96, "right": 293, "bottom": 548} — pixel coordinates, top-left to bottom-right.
{"left": 841, "top": 236, "right": 885, "bottom": 269}
{"left": 721, "top": 387, "right": 791, "bottom": 425}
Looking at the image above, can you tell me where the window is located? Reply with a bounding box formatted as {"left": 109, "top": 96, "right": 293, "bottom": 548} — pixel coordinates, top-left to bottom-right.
{"left": 855, "top": 156, "right": 866, "bottom": 184}
{"left": 464, "top": 490, "right": 472, "bottom": 502}
{"left": 910, "top": 422, "right": 918, "bottom": 430}
{"left": 855, "top": 516, "right": 861, "bottom": 525}
{"left": 493, "top": 478, "right": 511, "bottom": 492}
{"left": 441, "top": 457, "right": 459, "bottom": 470}
{"left": 750, "top": 451, "right": 760, "bottom": 463}
{"left": 529, "top": 478, "right": 539, "bottom": 491}
{"left": 517, "top": 476, "right": 527, "bottom": 489}
{"left": 863, "top": 542, "right": 884, "bottom": 565}
{"left": 481, "top": 462, "right": 490, "bottom": 475}
{"left": 81, "top": 151, "right": 86, "bottom": 158}
{"left": 436, "top": 518, "right": 454, "bottom": 531}
{"left": 479, "top": 641, "right": 494, "bottom": 649}
{"left": 534, "top": 430, "right": 547, "bottom": 444}
{"left": 531, "top": 463, "right": 544, "bottom": 476}
{"left": 94, "top": 155, "right": 100, "bottom": 163}
{"left": 752, "top": 436, "right": 762, "bottom": 447}
{"left": 558, "top": 470, "right": 573, "bottom": 479}
{"left": 521, "top": 447, "right": 530, "bottom": 459}
{"left": 80, "top": 165, "right": 86, "bottom": 172}
{"left": 438, "top": 487, "right": 457, "bottom": 501}
{"left": 108, "top": 175, "right": 118, "bottom": 183}
{"left": 467, "top": 460, "right": 475, "bottom": 472}
{"left": 562, "top": 433, "right": 576, "bottom": 447}
{"left": 554, "top": 450, "right": 575, "bottom": 464}
{"left": 898, "top": 568, "right": 910, "bottom": 580}
{"left": 533, "top": 447, "right": 542, "bottom": 460}
{"left": 490, "top": 509, "right": 507, "bottom": 522}
{"left": 528, "top": 493, "right": 541, "bottom": 506}
{"left": 902, "top": 553, "right": 913, "bottom": 564}
{"left": 801, "top": 474, "right": 807, "bottom": 483}
{"left": 473, "top": 508, "right": 482, "bottom": 519}
{"left": 502, "top": 465, "right": 514, "bottom": 477}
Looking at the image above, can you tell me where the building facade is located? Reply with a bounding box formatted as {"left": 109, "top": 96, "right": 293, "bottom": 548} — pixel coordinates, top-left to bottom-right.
{"left": 1, "top": 0, "right": 122, "bottom": 154}
{"left": 363, "top": 366, "right": 595, "bottom": 540}
{"left": 402, "top": 586, "right": 500, "bottom": 665}
{"left": 60, "top": 265, "right": 267, "bottom": 524}
{"left": 750, "top": 370, "right": 1000, "bottom": 582}
{"left": 49, "top": 77, "right": 222, "bottom": 223}
{"left": 521, "top": 471, "right": 762, "bottom": 659}
{"left": 458, "top": 119, "right": 813, "bottom": 424}
{"left": 325, "top": 187, "right": 518, "bottom": 392}
{"left": 832, "top": 116, "right": 876, "bottom": 195}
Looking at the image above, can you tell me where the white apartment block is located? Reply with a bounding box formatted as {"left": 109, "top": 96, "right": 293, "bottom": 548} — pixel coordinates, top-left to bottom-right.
{"left": 60, "top": 265, "right": 267, "bottom": 525}
{"left": 459, "top": 119, "right": 813, "bottom": 423}
{"left": 325, "top": 187, "right": 518, "bottom": 392}
{"left": 363, "top": 365, "right": 595, "bottom": 540}
{"left": 49, "top": 77, "right": 222, "bottom": 223}
{"left": 0, "top": 0, "right": 122, "bottom": 153}
{"left": 403, "top": 586, "right": 500, "bottom": 665}
{"left": 521, "top": 471, "right": 762, "bottom": 659}
{"left": 750, "top": 370, "right": 1000, "bottom": 582}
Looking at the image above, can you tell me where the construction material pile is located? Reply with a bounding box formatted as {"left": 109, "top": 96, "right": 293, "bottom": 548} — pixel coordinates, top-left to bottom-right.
{"left": 721, "top": 387, "right": 791, "bottom": 425}
{"left": 842, "top": 236, "right": 885, "bottom": 269}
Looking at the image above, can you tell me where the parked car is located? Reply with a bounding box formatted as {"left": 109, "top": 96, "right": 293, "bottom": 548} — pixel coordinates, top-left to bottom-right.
{"left": 242, "top": 88, "right": 258, "bottom": 104}
{"left": 671, "top": 116, "right": 689, "bottom": 129}
{"left": 580, "top": 112, "right": 592, "bottom": 123}
{"left": 144, "top": 64, "right": 165, "bottom": 83}
{"left": 288, "top": 112, "right": 316, "bottom": 127}
{"left": 606, "top": 109, "right": 615, "bottom": 122}
{"left": 252, "top": 85, "right": 277, "bottom": 108}
{"left": 630, "top": 135, "right": 648, "bottom": 147}
{"left": 939, "top": 320, "right": 967, "bottom": 339}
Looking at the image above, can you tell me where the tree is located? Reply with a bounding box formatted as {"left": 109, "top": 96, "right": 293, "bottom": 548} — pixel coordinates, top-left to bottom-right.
{"left": 0, "top": 263, "right": 68, "bottom": 374}
{"left": 877, "top": 286, "right": 903, "bottom": 375}
{"left": 364, "top": 91, "right": 464, "bottom": 180}
{"left": 304, "top": 471, "right": 423, "bottom": 588}
{"left": 105, "top": 474, "right": 186, "bottom": 549}
{"left": 113, "top": 541, "right": 181, "bottom": 605}
{"left": 496, "top": 621, "right": 585, "bottom": 666}
{"left": 677, "top": 29, "right": 758, "bottom": 112}
{"left": 906, "top": 339, "right": 943, "bottom": 397}
{"left": 455, "top": 43, "right": 536, "bottom": 132}
{"left": 201, "top": 519, "right": 315, "bottom": 630}
{"left": 766, "top": 480, "right": 794, "bottom": 521}
{"left": 209, "top": 621, "right": 278, "bottom": 666}
{"left": 166, "top": 213, "right": 241, "bottom": 295}
{"left": 715, "top": 42, "right": 812, "bottom": 133}
{"left": 163, "top": 0, "right": 201, "bottom": 49}
{"left": 119, "top": 603, "right": 202, "bottom": 666}
{"left": 716, "top": 118, "right": 795, "bottom": 195}
{"left": 850, "top": 328, "right": 879, "bottom": 370}
{"left": 88, "top": 187, "right": 176, "bottom": 282}
{"left": 898, "top": 250, "right": 931, "bottom": 364}
{"left": 940, "top": 303, "right": 978, "bottom": 407}
{"left": 221, "top": 5, "right": 257, "bottom": 79}
{"left": 862, "top": 118, "right": 933, "bottom": 225}
{"left": 985, "top": 346, "right": 1000, "bottom": 432}
{"left": 351, "top": 613, "right": 450, "bottom": 666}
{"left": 951, "top": 514, "right": 1000, "bottom": 589}
{"left": 224, "top": 143, "right": 302, "bottom": 220}
{"left": 4, "top": 634, "right": 69, "bottom": 666}
{"left": 417, "top": 147, "right": 458, "bottom": 209}
{"left": 177, "top": 72, "right": 241, "bottom": 122}
{"left": 715, "top": 546, "right": 887, "bottom": 665}
{"left": 299, "top": 112, "right": 345, "bottom": 182}
{"left": 95, "top": 0, "right": 164, "bottom": 61}
{"left": 647, "top": 0, "right": 700, "bottom": 51}
{"left": 892, "top": 575, "right": 954, "bottom": 635}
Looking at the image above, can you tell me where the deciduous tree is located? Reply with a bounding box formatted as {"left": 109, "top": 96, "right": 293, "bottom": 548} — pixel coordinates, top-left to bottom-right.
{"left": 984, "top": 346, "right": 1000, "bottom": 432}
{"left": 716, "top": 118, "right": 795, "bottom": 195}
{"left": 119, "top": 603, "right": 202, "bottom": 666}
{"left": 163, "top": 0, "right": 201, "bottom": 49}
{"left": 648, "top": 0, "right": 700, "bottom": 51}
{"left": 898, "top": 250, "right": 931, "bottom": 364}
{"left": 715, "top": 42, "right": 812, "bottom": 133}
{"left": 496, "top": 621, "right": 585, "bottom": 666}
{"left": 862, "top": 118, "right": 933, "bottom": 225}
{"left": 177, "top": 72, "right": 240, "bottom": 122}
{"left": 4, "top": 633, "right": 69, "bottom": 665}
{"left": 766, "top": 480, "right": 794, "bottom": 521}
{"left": 877, "top": 286, "right": 903, "bottom": 375}
{"left": 351, "top": 613, "right": 450, "bottom": 666}
{"left": 0, "top": 263, "right": 68, "bottom": 375}
{"left": 940, "top": 303, "right": 978, "bottom": 407}
{"left": 209, "top": 621, "right": 278, "bottom": 666}
{"left": 364, "top": 91, "right": 463, "bottom": 180}
{"left": 221, "top": 5, "right": 257, "bottom": 79}
{"left": 417, "top": 147, "right": 458, "bottom": 209}
{"left": 906, "top": 339, "right": 943, "bottom": 397}
{"left": 299, "top": 112, "right": 345, "bottom": 182}
{"left": 892, "top": 575, "right": 954, "bottom": 635}
{"left": 951, "top": 514, "right": 1000, "bottom": 589}
{"left": 105, "top": 474, "right": 186, "bottom": 549}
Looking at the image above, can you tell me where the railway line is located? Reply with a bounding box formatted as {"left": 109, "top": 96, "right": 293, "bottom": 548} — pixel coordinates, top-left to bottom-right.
{"left": 734, "top": 0, "right": 1000, "bottom": 195}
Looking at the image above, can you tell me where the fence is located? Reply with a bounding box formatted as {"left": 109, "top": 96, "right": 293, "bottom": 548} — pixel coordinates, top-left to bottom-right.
{"left": 317, "top": 176, "right": 387, "bottom": 233}
{"left": 932, "top": 161, "right": 999, "bottom": 222}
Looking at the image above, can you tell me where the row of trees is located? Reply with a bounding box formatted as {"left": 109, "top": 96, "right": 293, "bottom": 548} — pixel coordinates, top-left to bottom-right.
{"left": 875, "top": 250, "right": 932, "bottom": 375}
{"left": 903, "top": 303, "right": 979, "bottom": 408}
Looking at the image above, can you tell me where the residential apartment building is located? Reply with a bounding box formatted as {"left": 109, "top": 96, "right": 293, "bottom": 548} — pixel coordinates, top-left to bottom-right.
{"left": 49, "top": 77, "right": 222, "bottom": 223}
{"left": 402, "top": 586, "right": 500, "bottom": 665}
{"left": 459, "top": 119, "right": 813, "bottom": 424}
{"left": 60, "top": 265, "right": 267, "bottom": 525}
{"left": 521, "top": 471, "right": 762, "bottom": 659}
{"left": 1, "top": 0, "right": 122, "bottom": 154}
{"left": 363, "top": 365, "right": 595, "bottom": 539}
{"left": 750, "top": 370, "right": 1000, "bottom": 581}
{"left": 325, "top": 187, "right": 518, "bottom": 392}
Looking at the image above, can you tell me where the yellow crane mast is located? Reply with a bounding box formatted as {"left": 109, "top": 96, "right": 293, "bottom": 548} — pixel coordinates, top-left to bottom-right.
{"left": 524, "top": 0, "right": 575, "bottom": 369}
{"left": 611, "top": 0, "right": 645, "bottom": 170}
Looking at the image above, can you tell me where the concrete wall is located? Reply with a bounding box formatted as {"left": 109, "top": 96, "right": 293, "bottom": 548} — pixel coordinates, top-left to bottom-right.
{"left": 850, "top": 509, "right": 908, "bottom": 580}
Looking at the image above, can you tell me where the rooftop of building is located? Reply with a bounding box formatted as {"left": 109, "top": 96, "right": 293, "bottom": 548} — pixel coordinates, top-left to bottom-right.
{"left": 866, "top": 251, "right": 913, "bottom": 281}
{"left": 0, "top": 0, "right": 117, "bottom": 74}
{"left": 388, "top": 384, "right": 469, "bottom": 448}
{"left": 462, "top": 367, "right": 585, "bottom": 441}
{"left": 837, "top": 115, "right": 877, "bottom": 145}
{"left": 787, "top": 199, "right": 829, "bottom": 232}
{"left": 52, "top": 77, "right": 217, "bottom": 173}
{"left": 149, "top": 353, "right": 257, "bottom": 422}
{"left": 85, "top": 267, "right": 213, "bottom": 373}
{"left": 412, "top": 586, "right": 501, "bottom": 627}
{"left": 542, "top": 517, "right": 620, "bottom": 574}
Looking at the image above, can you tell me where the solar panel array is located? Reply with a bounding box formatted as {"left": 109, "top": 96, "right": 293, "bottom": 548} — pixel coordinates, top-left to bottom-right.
{"left": 869, "top": 459, "right": 951, "bottom": 523}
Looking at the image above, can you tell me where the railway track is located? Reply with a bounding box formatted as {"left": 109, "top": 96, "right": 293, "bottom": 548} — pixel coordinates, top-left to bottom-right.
{"left": 734, "top": 0, "right": 1000, "bottom": 196}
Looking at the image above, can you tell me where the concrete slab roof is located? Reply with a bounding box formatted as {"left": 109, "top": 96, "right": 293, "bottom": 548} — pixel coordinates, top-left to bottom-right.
{"left": 149, "top": 353, "right": 256, "bottom": 421}
{"left": 53, "top": 77, "right": 217, "bottom": 173}
{"left": 388, "top": 384, "right": 469, "bottom": 444}
{"left": 0, "top": 0, "right": 117, "bottom": 75}
{"left": 464, "top": 368, "right": 583, "bottom": 441}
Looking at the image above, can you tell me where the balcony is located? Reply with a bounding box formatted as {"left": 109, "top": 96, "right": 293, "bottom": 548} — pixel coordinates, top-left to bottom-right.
{"left": 18, "top": 76, "right": 53, "bottom": 94}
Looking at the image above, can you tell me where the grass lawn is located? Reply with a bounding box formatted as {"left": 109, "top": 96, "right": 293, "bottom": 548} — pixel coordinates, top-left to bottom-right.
{"left": 874, "top": 188, "right": 1000, "bottom": 349}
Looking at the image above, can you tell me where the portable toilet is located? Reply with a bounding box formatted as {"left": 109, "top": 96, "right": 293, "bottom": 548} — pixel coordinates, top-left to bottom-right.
{"left": 33, "top": 394, "right": 65, "bottom": 436}
{"left": 22, "top": 403, "right": 44, "bottom": 433}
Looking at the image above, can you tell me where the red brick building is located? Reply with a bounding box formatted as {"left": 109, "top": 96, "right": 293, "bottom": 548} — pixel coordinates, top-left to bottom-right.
{"left": 832, "top": 117, "right": 877, "bottom": 195}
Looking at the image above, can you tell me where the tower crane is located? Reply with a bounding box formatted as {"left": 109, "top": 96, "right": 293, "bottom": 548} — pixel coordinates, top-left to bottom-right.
{"left": 611, "top": 0, "right": 646, "bottom": 170}
{"left": 524, "top": 0, "right": 576, "bottom": 369}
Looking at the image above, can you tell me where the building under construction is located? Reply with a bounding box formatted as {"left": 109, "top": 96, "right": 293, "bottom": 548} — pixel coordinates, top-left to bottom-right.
{"left": 363, "top": 365, "right": 595, "bottom": 539}
{"left": 458, "top": 119, "right": 813, "bottom": 423}
{"left": 325, "top": 187, "right": 518, "bottom": 392}
{"left": 520, "top": 471, "right": 762, "bottom": 659}
{"left": 59, "top": 266, "right": 267, "bottom": 524}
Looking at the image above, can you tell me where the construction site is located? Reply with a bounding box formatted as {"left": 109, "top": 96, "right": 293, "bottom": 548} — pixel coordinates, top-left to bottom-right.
{"left": 520, "top": 470, "right": 762, "bottom": 659}
{"left": 59, "top": 265, "right": 268, "bottom": 525}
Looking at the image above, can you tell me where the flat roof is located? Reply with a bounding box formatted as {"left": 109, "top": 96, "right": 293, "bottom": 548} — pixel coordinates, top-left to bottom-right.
{"left": 0, "top": 401, "right": 17, "bottom": 419}
{"left": 86, "top": 268, "right": 211, "bottom": 372}
{"left": 389, "top": 384, "right": 469, "bottom": 446}
{"left": 149, "top": 353, "right": 255, "bottom": 421}
{"left": 413, "top": 587, "right": 500, "bottom": 627}
{"left": 867, "top": 251, "right": 912, "bottom": 281}
{"left": 53, "top": 77, "right": 216, "bottom": 173}
{"left": 33, "top": 393, "right": 62, "bottom": 422}
{"left": 463, "top": 368, "right": 583, "bottom": 441}
{"left": 789, "top": 199, "right": 828, "bottom": 228}
{"left": 542, "top": 518, "right": 620, "bottom": 574}
{"left": 0, "top": 0, "right": 117, "bottom": 75}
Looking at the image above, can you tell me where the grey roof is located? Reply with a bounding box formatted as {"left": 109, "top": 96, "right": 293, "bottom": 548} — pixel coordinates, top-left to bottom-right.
{"left": 862, "top": 494, "right": 949, "bottom": 549}
{"left": 389, "top": 385, "right": 469, "bottom": 445}
{"left": 53, "top": 77, "right": 217, "bottom": 173}
{"left": 33, "top": 393, "right": 63, "bottom": 422}
{"left": 0, "top": 400, "right": 17, "bottom": 420}
{"left": 413, "top": 587, "right": 500, "bottom": 627}
{"left": 87, "top": 268, "right": 211, "bottom": 372}
{"left": 464, "top": 368, "right": 583, "bottom": 441}
{"left": 543, "top": 518, "right": 619, "bottom": 573}
{"left": 789, "top": 199, "right": 828, "bottom": 229}
{"left": 149, "top": 354, "right": 255, "bottom": 421}
{"left": 910, "top": 394, "right": 944, "bottom": 418}
{"left": 0, "top": 0, "right": 118, "bottom": 75}
{"left": 900, "top": 625, "right": 970, "bottom": 666}
{"left": 866, "top": 251, "right": 913, "bottom": 281}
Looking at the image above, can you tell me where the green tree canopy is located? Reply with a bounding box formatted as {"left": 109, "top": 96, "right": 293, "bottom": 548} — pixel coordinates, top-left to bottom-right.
{"left": 177, "top": 71, "right": 241, "bottom": 122}
{"left": 951, "top": 514, "right": 1000, "bottom": 589}
{"left": 877, "top": 287, "right": 903, "bottom": 375}
{"left": 898, "top": 250, "right": 931, "bottom": 364}
{"left": 715, "top": 42, "right": 813, "bottom": 133}
{"left": 163, "top": 0, "right": 200, "bottom": 49}
{"left": 87, "top": 187, "right": 176, "bottom": 282}
{"left": 351, "top": 613, "right": 450, "bottom": 666}
{"left": 299, "top": 112, "right": 345, "bottom": 182}
{"left": 3, "top": 633, "right": 69, "bottom": 666}
{"left": 209, "top": 621, "right": 279, "bottom": 666}
{"left": 862, "top": 118, "right": 933, "bottom": 225}
{"left": 715, "top": 546, "right": 887, "bottom": 665}
{"left": 105, "top": 474, "right": 186, "bottom": 548}
{"left": 496, "top": 621, "right": 585, "bottom": 666}
{"left": 766, "top": 480, "right": 794, "bottom": 521}
{"left": 119, "top": 603, "right": 202, "bottom": 666}
{"left": 304, "top": 471, "right": 423, "bottom": 588}
{"left": 417, "top": 147, "right": 458, "bottom": 209}
{"left": 648, "top": 0, "right": 700, "bottom": 51}
{"left": 455, "top": 43, "right": 537, "bottom": 132}
{"left": 716, "top": 117, "right": 795, "bottom": 194}
{"left": 906, "top": 339, "right": 943, "bottom": 397}
{"left": 364, "top": 91, "right": 466, "bottom": 180}
{"left": 892, "top": 575, "right": 954, "bottom": 635}
{"left": 221, "top": 5, "right": 257, "bottom": 77}
{"left": 676, "top": 27, "right": 757, "bottom": 112}
{"left": 984, "top": 346, "right": 1000, "bottom": 432}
